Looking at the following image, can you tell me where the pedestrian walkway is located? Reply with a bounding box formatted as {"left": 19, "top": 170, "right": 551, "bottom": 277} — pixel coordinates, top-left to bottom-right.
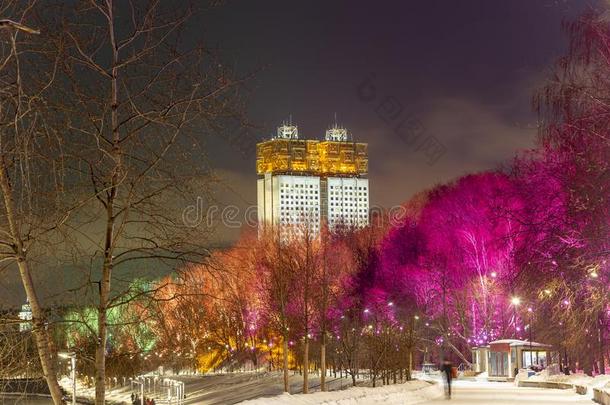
{"left": 421, "top": 379, "right": 594, "bottom": 404}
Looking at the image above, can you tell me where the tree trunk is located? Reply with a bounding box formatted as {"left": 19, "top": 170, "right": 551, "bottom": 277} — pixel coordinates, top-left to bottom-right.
{"left": 320, "top": 335, "right": 326, "bottom": 391}
{"left": 95, "top": 263, "right": 112, "bottom": 405}
{"left": 283, "top": 338, "right": 289, "bottom": 393}
{"left": 599, "top": 312, "right": 606, "bottom": 374}
{"left": 407, "top": 347, "right": 413, "bottom": 381}
{"left": 17, "top": 261, "right": 64, "bottom": 404}
{"left": 303, "top": 336, "right": 309, "bottom": 393}
{"left": 584, "top": 345, "right": 594, "bottom": 376}
{"left": 0, "top": 165, "right": 63, "bottom": 404}
{"left": 96, "top": 4, "right": 120, "bottom": 402}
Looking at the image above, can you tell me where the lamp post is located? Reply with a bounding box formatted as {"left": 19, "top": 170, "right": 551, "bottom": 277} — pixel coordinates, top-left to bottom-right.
{"left": 131, "top": 379, "right": 144, "bottom": 405}
{"left": 527, "top": 307, "right": 534, "bottom": 367}
{"left": 58, "top": 352, "right": 76, "bottom": 405}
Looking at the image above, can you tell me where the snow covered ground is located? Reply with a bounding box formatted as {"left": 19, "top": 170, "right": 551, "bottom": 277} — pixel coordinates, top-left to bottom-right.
{"left": 8, "top": 374, "right": 601, "bottom": 404}
{"left": 174, "top": 372, "right": 371, "bottom": 404}
{"left": 57, "top": 371, "right": 375, "bottom": 404}
{"left": 528, "top": 370, "right": 610, "bottom": 389}
{"left": 419, "top": 379, "right": 594, "bottom": 404}
{"left": 59, "top": 376, "right": 132, "bottom": 404}
{"left": 238, "top": 377, "right": 597, "bottom": 405}
{"left": 238, "top": 379, "right": 441, "bottom": 405}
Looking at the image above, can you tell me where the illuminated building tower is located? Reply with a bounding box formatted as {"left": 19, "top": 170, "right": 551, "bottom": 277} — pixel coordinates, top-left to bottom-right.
{"left": 18, "top": 299, "right": 32, "bottom": 332}
{"left": 256, "top": 122, "right": 369, "bottom": 235}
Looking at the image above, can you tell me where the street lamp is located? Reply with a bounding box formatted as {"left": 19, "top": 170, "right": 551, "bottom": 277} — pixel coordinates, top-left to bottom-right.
{"left": 58, "top": 352, "right": 76, "bottom": 405}
{"left": 131, "top": 379, "right": 145, "bottom": 405}
{"left": 527, "top": 307, "right": 534, "bottom": 368}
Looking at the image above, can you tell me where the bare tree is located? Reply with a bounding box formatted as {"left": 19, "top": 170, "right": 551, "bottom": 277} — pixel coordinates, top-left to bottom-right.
{"left": 290, "top": 222, "right": 318, "bottom": 394}
{"left": 57, "top": 1, "right": 246, "bottom": 403}
{"left": 0, "top": 2, "right": 66, "bottom": 402}
{"left": 257, "top": 226, "right": 295, "bottom": 393}
{"left": 313, "top": 224, "right": 352, "bottom": 391}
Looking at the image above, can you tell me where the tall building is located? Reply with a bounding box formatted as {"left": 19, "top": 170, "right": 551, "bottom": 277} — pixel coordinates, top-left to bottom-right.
{"left": 18, "top": 299, "right": 32, "bottom": 332}
{"left": 256, "top": 123, "right": 369, "bottom": 235}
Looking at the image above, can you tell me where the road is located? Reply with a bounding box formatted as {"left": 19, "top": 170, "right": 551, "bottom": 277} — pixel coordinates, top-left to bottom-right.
{"left": 421, "top": 379, "right": 595, "bottom": 405}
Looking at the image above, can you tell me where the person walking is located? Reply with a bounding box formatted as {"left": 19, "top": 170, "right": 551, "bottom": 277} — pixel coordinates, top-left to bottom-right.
{"left": 441, "top": 359, "right": 454, "bottom": 399}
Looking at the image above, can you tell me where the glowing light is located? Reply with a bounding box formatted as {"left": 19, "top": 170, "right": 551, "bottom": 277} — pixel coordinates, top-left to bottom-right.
{"left": 256, "top": 137, "right": 368, "bottom": 176}
{"left": 490, "top": 271, "right": 497, "bottom": 278}
{"left": 511, "top": 297, "right": 521, "bottom": 306}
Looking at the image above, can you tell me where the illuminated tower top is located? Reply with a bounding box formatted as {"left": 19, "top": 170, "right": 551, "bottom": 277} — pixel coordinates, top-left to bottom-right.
{"left": 256, "top": 122, "right": 368, "bottom": 177}
{"left": 325, "top": 125, "right": 348, "bottom": 142}
{"left": 275, "top": 123, "right": 299, "bottom": 140}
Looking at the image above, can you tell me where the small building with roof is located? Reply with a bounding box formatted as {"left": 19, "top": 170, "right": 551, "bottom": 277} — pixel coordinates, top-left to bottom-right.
{"left": 472, "top": 339, "right": 553, "bottom": 381}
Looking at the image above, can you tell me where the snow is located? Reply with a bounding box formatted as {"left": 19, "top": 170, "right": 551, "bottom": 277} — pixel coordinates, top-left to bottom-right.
{"left": 238, "top": 379, "right": 441, "bottom": 405}
{"left": 59, "top": 376, "right": 132, "bottom": 404}
{"left": 60, "top": 371, "right": 378, "bottom": 404}
{"left": 419, "top": 380, "right": 594, "bottom": 404}
{"left": 525, "top": 370, "right": 610, "bottom": 401}
{"left": 54, "top": 371, "right": 599, "bottom": 405}
{"left": 237, "top": 377, "right": 596, "bottom": 405}
{"left": 528, "top": 372, "right": 610, "bottom": 389}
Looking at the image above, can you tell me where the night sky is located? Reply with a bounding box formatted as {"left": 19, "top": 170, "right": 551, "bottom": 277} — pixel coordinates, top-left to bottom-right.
{"left": 1, "top": 0, "right": 606, "bottom": 306}
{"left": 200, "top": 0, "right": 605, "bottom": 233}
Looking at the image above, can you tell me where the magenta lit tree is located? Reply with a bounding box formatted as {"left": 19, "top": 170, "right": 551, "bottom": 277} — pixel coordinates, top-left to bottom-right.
{"left": 512, "top": 12, "right": 610, "bottom": 375}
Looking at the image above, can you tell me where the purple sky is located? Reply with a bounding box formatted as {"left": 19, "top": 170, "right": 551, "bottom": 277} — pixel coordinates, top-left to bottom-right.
{"left": 2, "top": 0, "right": 606, "bottom": 307}
{"left": 199, "top": 0, "right": 604, "bottom": 219}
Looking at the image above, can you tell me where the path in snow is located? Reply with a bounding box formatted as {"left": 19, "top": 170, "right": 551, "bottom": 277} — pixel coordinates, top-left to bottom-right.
{"left": 420, "top": 379, "right": 595, "bottom": 405}
{"left": 173, "top": 372, "right": 359, "bottom": 404}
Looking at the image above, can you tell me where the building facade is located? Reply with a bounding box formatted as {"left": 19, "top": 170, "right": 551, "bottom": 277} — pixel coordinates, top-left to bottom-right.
{"left": 18, "top": 299, "right": 32, "bottom": 332}
{"left": 257, "top": 123, "right": 369, "bottom": 235}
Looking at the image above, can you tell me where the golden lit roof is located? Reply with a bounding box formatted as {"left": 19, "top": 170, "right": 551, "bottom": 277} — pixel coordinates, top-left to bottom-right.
{"left": 256, "top": 138, "right": 368, "bottom": 177}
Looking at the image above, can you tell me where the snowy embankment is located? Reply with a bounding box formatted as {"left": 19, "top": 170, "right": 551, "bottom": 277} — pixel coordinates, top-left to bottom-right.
{"left": 238, "top": 379, "right": 442, "bottom": 405}
{"left": 527, "top": 370, "right": 610, "bottom": 399}
{"left": 529, "top": 373, "right": 610, "bottom": 388}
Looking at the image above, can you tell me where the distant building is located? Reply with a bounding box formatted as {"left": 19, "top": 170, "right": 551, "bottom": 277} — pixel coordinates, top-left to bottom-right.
{"left": 257, "top": 122, "right": 369, "bottom": 235}
{"left": 18, "top": 299, "right": 32, "bottom": 332}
